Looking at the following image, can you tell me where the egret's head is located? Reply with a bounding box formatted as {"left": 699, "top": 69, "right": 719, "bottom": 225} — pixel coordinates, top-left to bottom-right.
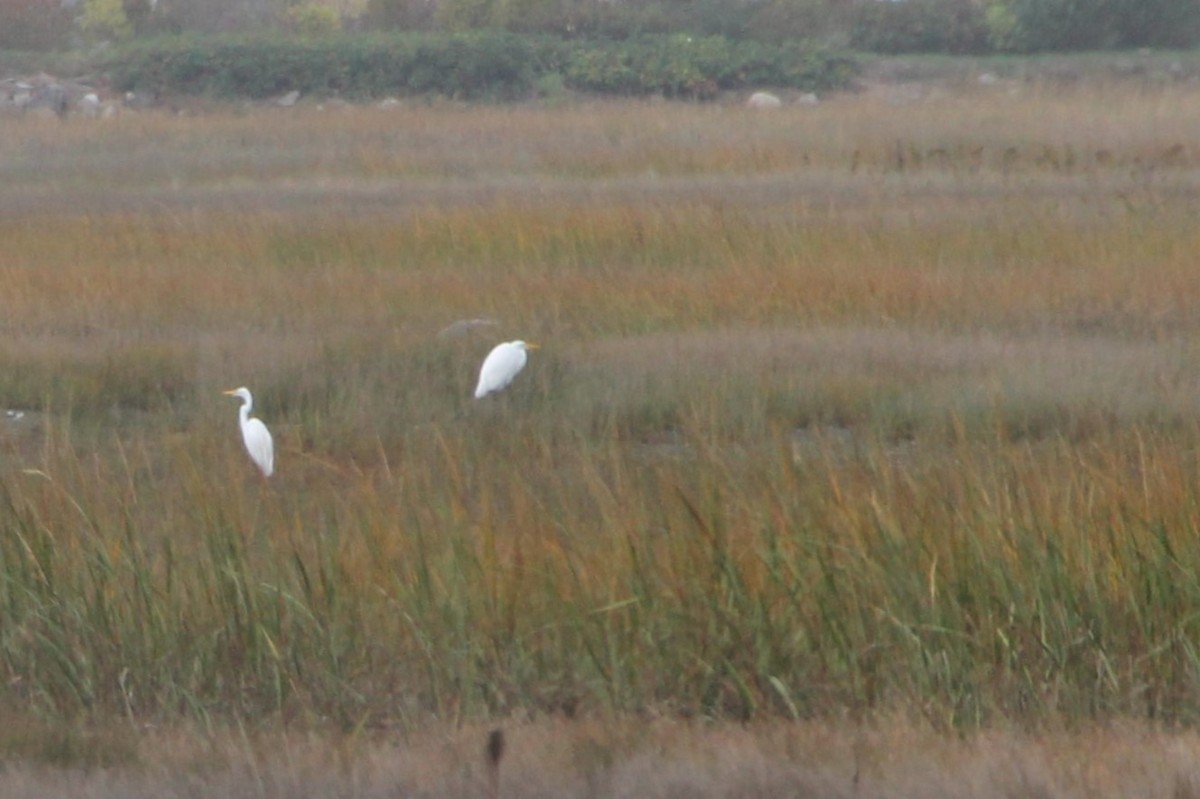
{"left": 223, "top": 387, "right": 252, "bottom": 402}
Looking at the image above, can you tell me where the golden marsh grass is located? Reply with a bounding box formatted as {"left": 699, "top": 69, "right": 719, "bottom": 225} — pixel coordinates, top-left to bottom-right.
{"left": 2, "top": 78, "right": 1200, "bottom": 791}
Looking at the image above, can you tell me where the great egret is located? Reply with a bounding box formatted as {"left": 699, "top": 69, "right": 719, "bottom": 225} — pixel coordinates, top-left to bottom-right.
{"left": 223, "top": 387, "right": 274, "bottom": 477}
{"left": 474, "top": 340, "right": 539, "bottom": 399}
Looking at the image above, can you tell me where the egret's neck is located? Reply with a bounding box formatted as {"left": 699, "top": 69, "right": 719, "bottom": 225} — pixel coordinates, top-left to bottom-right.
{"left": 239, "top": 399, "right": 252, "bottom": 422}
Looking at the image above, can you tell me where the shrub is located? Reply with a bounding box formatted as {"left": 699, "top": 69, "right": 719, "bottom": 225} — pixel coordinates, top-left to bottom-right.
{"left": 103, "top": 32, "right": 855, "bottom": 101}
{"left": 404, "top": 32, "right": 559, "bottom": 95}
{"left": 563, "top": 35, "right": 859, "bottom": 97}
{"left": 104, "top": 33, "right": 564, "bottom": 100}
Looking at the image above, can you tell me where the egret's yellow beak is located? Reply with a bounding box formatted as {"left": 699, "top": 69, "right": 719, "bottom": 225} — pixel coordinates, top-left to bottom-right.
{"left": 221, "top": 389, "right": 238, "bottom": 396}
{"left": 526, "top": 342, "right": 541, "bottom": 350}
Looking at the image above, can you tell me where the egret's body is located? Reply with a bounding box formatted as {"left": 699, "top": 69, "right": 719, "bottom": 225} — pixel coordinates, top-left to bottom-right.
{"left": 474, "top": 340, "right": 539, "bottom": 399}
{"left": 223, "top": 387, "right": 274, "bottom": 477}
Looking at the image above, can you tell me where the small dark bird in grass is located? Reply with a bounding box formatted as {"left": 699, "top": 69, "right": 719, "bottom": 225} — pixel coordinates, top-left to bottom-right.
{"left": 486, "top": 728, "right": 505, "bottom": 799}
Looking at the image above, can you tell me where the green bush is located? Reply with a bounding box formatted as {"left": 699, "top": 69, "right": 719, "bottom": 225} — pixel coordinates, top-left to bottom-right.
{"left": 104, "top": 33, "right": 856, "bottom": 101}
{"left": 364, "top": 0, "right": 841, "bottom": 43}
{"left": 559, "top": 0, "right": 834, "bottom": 42}
{"left": 563, "top": 35, "right": 859, "bottom": 97}
{"left": 104, "top": 33, "right": 565, "bottom": 100}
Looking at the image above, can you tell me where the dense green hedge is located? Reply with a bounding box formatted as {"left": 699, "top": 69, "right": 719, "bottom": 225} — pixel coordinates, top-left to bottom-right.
{"left": 102, "top": 33, "right": 859, "bottom": 101}
{"left": 104, "top": 33, "right": 564, "bottom": 100}
{"left": 563, "top": 35, "right": 858, "bottom": 97}
{"left": 4, "top": 0, "right": 1199, "bottom": 58}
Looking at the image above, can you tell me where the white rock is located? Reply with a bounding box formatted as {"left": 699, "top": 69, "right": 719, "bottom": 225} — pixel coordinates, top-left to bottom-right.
{"left": 277, "top": 90, "right": 300, "bottom": 107}
{"left": 746, "top": 91, "right": 782, "bottom": 110}
{"left": 79, "top": 92, "right": 101, "bottom": 117}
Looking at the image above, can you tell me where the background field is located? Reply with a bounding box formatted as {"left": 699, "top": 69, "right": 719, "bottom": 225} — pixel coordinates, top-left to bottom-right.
{"left": 3, "top": 74, "right": 1200, "bottom": 793}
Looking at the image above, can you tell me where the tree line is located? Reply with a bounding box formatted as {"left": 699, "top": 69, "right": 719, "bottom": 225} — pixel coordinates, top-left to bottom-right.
{"left": 5, "top": 0, "right": 1199, "bottom": 54}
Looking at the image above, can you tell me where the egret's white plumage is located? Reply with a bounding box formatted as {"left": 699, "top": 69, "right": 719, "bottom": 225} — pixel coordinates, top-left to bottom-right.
{"left": 474, "top": 340, "right": 539, "bottom": 399}
{"left": 223, "top": 387, "right": 274, "bottom": 477}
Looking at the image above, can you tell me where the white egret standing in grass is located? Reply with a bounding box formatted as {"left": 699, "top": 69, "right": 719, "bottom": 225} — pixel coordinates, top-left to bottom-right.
{"left": 474, "top": 340, "right": 539, "bottom": 399}
{"left": 223, "top": 387, "right": 274, "bottom": 477}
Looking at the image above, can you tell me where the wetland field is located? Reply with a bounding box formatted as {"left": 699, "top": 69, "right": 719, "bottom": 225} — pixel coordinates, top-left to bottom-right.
{"left": 3, "top": 72, "right": 1200, "bottom": 795}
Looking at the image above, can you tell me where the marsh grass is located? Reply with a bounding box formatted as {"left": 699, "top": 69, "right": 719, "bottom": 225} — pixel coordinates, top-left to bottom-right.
{"left": 1, "top": 81, "right": 1200, "bottom": 768}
